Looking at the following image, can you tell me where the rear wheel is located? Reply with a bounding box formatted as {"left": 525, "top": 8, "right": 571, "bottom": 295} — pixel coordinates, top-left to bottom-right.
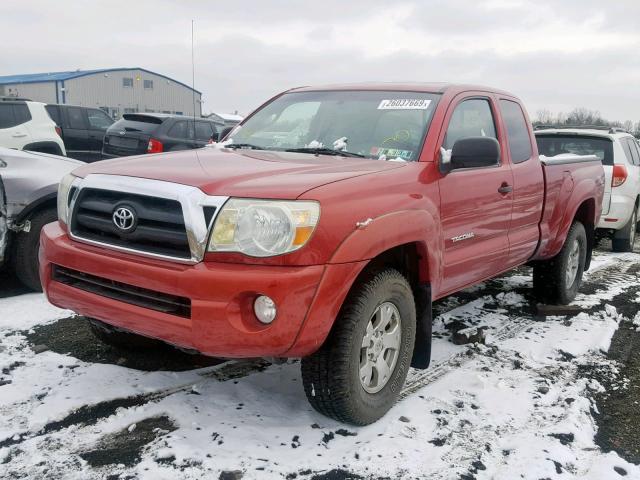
{"left": 301, "top": 269, "right": 416, "bottom": 425}
{"left": 612, "top": 208, "right": 637, "bottom": 252}
{"left": 13, "top": 207, "right": 57, "bottom": 291}
{"left": 89, "top": 318, "right": 160, "bottom": 350}
{"left": 533, "top": 221, "right": 587, "bottom": 305}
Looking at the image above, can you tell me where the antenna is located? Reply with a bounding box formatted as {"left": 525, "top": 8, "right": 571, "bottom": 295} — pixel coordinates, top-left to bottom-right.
{"left": 191, "top": 19, "right": 197, "bottom": 131}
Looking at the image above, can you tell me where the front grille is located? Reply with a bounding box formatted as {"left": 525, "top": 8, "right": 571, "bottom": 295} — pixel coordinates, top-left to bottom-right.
{"left": 52, "top": 265, "right": 191, "bottom": 318}
{"left": 70, "top": 188, "right": 193, "bottom": 259}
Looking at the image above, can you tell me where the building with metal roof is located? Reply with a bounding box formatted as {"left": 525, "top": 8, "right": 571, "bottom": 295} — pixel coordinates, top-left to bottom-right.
{"left": 0, "top": 67, "right": 202, "bottom": 119}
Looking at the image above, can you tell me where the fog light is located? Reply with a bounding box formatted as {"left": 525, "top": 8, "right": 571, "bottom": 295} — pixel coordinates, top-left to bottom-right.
{"left": 254, "top": 295, "right": 277, "bottom": 324}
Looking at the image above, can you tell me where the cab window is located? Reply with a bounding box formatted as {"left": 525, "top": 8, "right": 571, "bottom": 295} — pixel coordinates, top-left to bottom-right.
{"left": 500, "top": 100, "right": 532, "bottom": 163}
{"left": 444, "top": 99, "right": 497, "bottom": 151}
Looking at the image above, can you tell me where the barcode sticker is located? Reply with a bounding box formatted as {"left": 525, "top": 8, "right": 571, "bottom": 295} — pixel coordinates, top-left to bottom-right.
{"left": 377, "top": 99, "right": 432, "bottom": 110}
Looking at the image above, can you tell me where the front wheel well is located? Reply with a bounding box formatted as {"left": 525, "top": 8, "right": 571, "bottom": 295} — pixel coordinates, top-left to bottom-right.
{"left": 354, "top": 242, "right": 432, "bottom": 369}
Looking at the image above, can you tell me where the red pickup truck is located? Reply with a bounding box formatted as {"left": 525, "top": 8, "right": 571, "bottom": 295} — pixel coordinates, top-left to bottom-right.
{"left": 40, "top": 83, "right": 604, "bottom": 425}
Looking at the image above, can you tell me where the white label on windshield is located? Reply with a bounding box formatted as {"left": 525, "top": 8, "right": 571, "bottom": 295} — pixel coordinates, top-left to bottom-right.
{"left": 377, "top": 99, "right": 431, "bottom": 110}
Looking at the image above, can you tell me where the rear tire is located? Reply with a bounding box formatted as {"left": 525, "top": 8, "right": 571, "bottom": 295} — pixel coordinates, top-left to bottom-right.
{"left": 13, "top": 207, "right": 57, "bottom": 291}
{"left": 301, "top": 269, "right": 416, "bottom": 425}
{"left": 89, "top": 318, "right": 160, "bottom": 350}
{"left": 533, "top": 221, "right": 587, "bottom": 305}
{"left": 613, "top": 208, "right": 637, "bottom": 252}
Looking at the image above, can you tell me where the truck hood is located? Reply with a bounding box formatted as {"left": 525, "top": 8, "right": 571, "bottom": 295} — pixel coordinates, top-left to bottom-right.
{"left": 73, "top": 148, "right": 406, "bottom": 198}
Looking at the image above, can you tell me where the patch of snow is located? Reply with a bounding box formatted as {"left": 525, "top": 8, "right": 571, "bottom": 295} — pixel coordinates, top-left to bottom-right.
{"left": 305, "top": 140, "right": 323, "bottom": 149}
{"left": 332, "top": 137, "right": 348, "bottom": 151}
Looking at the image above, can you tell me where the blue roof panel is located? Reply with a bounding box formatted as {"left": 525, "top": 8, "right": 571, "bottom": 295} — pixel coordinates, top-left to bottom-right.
{"left": 0, "top": 68, "right": 201, "bottom": 94}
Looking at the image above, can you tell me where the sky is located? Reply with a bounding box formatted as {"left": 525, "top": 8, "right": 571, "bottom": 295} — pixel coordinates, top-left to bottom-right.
{"left": 1, "top": 0, "right": 639, "bottom": 121}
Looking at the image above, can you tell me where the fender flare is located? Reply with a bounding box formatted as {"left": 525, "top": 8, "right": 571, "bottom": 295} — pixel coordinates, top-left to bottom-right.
{"left": 536, "top": 177, "right": 598, "bottom": 261}
{"left": 328, "top": 209, "right": 442, "bottom": 293}
{"left": 15, "top": 192, "right": 57, "bottom": 224}
{"left": 23, "top": 142, "right": 64, "bottom": 156}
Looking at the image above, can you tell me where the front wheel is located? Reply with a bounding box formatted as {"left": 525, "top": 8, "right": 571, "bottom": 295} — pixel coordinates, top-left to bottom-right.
{"left": 12, "top": 207, "right": 57, "bottom": 291}
{"left": 301, "top": 269, "right": 416, "bottom": 425}
{"left": 533, "top": 221, "right": 587, "bottom": 305}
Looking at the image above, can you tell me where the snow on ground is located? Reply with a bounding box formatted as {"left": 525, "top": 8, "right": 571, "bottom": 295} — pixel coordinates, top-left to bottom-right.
{"left": 0, "top": 247, "right": 639, "bottom": 479}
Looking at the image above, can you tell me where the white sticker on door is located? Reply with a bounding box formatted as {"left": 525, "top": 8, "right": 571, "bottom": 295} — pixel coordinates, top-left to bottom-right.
{"left": 377, "top": 99, "right": 432, "bottom": 110}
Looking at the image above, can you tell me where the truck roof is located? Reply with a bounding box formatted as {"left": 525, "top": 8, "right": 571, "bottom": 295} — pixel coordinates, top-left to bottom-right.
{"left": 289, "top": 82, "right": 515, "bottom": 96}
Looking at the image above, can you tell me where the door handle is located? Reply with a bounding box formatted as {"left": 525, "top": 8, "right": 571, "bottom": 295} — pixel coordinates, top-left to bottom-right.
{"left": 11, "top": 132, "right": 27, "bottom": 138}
{"left": 498, "top": 183, "right": 513, "bottom": 194}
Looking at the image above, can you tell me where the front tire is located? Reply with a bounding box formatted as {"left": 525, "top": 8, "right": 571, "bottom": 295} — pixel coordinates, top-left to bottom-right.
{"left": 13, "top": 207, "right": 57, "bottom": 291}
{"left": 533, "top": 221, "right": 587, "bottom": 305}
{"left": 301, "top": 269, "right": 416, "bottom": 425}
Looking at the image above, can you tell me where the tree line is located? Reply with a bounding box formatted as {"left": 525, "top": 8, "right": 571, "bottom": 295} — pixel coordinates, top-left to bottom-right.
{"left": 533, "top": 108, "right": 640, "bottom": 138}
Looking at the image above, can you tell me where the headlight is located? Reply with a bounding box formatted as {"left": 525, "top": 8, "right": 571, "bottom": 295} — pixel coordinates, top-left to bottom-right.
{"left": 57, "top": 173, "right": 79, "bottom": 225}
{"left": 208, "top": 198, "right": 320, "bottom": 257}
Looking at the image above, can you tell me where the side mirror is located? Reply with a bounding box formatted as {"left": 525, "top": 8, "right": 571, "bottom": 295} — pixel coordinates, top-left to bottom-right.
{"left": 448, "top": 137, "right": 500, "bottom": 171}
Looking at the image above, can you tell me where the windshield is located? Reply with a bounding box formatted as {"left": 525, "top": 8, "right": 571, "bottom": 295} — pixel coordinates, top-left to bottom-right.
{"left": 536, "top": 134, "right": 614, "bottom": 166}
{"left": 228, "top": 90, "right": 440, "bottom": 161}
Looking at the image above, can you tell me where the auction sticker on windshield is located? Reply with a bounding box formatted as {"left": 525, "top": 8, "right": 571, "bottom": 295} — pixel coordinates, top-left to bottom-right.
{"left": 370, "top": 147, "right": 414, "bottom": 160}
{"left": 377, "top": 99, "right": 432, "bottom": 110}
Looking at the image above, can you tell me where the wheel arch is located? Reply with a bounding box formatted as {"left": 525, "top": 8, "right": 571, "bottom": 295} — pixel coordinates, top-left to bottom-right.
{"left": 15, "top": 192, "right": 57, "bottom": 224}
{"left": 572, "top": 198, "right": 596, "bottom": 270}
{"left": 23, "top": 142, "right": 64, "bottom": 156}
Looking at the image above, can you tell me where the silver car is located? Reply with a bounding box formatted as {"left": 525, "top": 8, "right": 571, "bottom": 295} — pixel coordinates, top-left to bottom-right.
{"left": 0, "top": 147, "right": 83, "bottom": 290}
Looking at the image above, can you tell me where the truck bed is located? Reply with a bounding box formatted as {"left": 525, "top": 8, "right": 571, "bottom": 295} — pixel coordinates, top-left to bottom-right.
{"left": 533, "top": 154, "right": 604, "bottom": 261}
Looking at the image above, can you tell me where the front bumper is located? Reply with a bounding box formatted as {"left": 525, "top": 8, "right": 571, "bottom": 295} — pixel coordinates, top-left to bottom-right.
{"left": 40, "top": 222, "right": 364, "bottom": 358}
{"left": 597, "top": 193, "right": 636, "bottom": 230}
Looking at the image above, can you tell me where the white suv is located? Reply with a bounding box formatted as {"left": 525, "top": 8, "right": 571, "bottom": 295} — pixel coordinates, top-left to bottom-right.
{"left": 0, "top": 98, "right": 66, "bottom": 156}
{"left": 536, "top": 127, "right": 640, "bottom": 252}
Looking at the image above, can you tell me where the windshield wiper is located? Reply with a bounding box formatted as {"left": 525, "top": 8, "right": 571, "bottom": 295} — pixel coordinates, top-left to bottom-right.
{"left": 284, "top": 147, "right": 365, "bottom": 158}
{"left": 224, "top": 143, "right": 265, "bottom": 150}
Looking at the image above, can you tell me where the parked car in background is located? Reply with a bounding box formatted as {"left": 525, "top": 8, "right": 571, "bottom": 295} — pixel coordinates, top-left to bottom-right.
{"left": 102, "top": 113, "right": 223, "bottom": 158}
{"left": 45, "top": 104, "right": 114, "bottom": 162}
{"left": 42, "top": 83, "right": 604, "bottom": 425}
{"left": 536, "top": 126, "right": 640, "bottom": 252}
{"left": 0, "top": 147, "right": 82, "bottom": 290}
{"left": 0, "top": 98, "right": 66, "bottom": 156}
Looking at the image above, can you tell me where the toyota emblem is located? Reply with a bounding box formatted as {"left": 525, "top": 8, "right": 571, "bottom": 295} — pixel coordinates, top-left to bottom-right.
{"left": 112, "top": 206, "right": 136, "bottom": 232}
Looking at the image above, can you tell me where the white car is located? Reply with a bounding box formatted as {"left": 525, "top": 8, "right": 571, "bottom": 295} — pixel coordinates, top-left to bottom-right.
{"left": 536, "top": 127, "right": 640, "bottom": 252}
{"left": 0, "top": 98, "right": 66, "bottom": 156}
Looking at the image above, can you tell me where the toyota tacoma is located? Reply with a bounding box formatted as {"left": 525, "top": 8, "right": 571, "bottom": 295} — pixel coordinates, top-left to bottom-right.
{"left": 40, "top": 84, "right": 605, "bottom": 425}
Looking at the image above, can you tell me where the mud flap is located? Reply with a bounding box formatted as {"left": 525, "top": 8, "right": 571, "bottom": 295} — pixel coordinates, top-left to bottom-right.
{"left": 411, "top": 283, "right": 432, "bottom": 369}
{"left": 0, "top": 175, "right": 7, "bottom": 267}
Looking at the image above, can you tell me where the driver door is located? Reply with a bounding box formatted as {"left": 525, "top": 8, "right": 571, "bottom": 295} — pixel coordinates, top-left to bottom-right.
{"left": 437, "top": 95, "right": 513, "bottom": 295}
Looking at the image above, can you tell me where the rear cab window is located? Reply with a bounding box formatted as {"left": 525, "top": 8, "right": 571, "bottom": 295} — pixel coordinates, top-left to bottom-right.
{"left": 499, "top": 100, "right": 532, "bottom": 163}
{"left": 536, "top": 134, "right": 614, "bottom": 166}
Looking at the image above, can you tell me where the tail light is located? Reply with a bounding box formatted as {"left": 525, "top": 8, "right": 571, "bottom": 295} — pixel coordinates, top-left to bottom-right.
{"left": 147, "top": 138, "right": 163, "bottom": 154}
{"left": 55, "top": 126, "right": 62, "bottom": 137}
{"left": 612, "top": 164, "right": 627, "bottom": 187}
